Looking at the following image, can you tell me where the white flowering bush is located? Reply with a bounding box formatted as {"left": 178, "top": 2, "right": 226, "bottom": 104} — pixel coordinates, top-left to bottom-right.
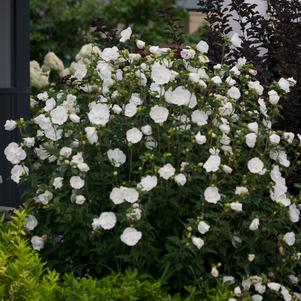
{"left": 5, "top": 28, "right": 301, "bottom": 298}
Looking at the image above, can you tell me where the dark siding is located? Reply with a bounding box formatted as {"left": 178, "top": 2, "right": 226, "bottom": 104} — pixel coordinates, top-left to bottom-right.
{"left": 0, "top": 0, "right": 30, "bottom": 207}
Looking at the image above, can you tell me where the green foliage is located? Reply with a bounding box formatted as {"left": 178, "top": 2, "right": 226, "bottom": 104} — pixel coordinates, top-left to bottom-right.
{"left": 57, "top": 271, "right": 172, "bottom": 301}
{"left": 30, "top": 0, "right": 187, "bottom": 62}
{"left": 0, "top": 210, "right": 59, "bottom": 301}
{"left": 30, "top": 0, "right": 104, "bottom": 62}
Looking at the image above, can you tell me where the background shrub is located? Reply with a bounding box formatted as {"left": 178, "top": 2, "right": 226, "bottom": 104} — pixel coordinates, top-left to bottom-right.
{"left": 198, "top": 0, "right": 301, "bottom": 134}
{"left": 30, "top": 0, "right": 187, "bottom": 62}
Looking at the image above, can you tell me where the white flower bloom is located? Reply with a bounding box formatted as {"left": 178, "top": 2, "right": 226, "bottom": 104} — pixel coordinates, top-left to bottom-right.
{"left": 249, "top": 218, "right": 260, "bottom": 231}
{"left": 191, "top": 110, "right": 209, "bottom": 126}
{"left": 71, "top": 152, "right": 84, "bottom": 165}
{"left": 211, "top": 267, "right": 219, "bottom": 278}
{"left": 69, "top": 114, "right": 80, "bottom": 123}
{"left": 197, "top": 221, "right": 210, "bottom": 234}
{"left": 203, "top": 154, "right": 221, "bottom": 173}
{"left": 227, "top": 86, "right": 241, "bottom": 99}
{"left": 245, "top": 133, "right": 257, "bottom": 148}
{"left": 231, "top": 33, "right": 242, "bottom": 48}
{"left": 120, "top": 227, "right": 142, "bottom": 246}
{"left": 4, "top": 120, "right": 17, "bottom": 131}
{"left": 43, "top": 52, "right": 64, "bottom": 73}
{"left": 237, "top": 57, "right": 247, "bottom": 68}
{"left": 222, "top": 165, "right": 233, "bottom": 174}
{"left": 75, "top": 195, "right": 86, "bottom": 205}
{"left": 31, "top": 236, "right": 44, "bottom": 251}
{"left": 283, "top": 132, "right": 294, "bottom": 144}
{"left": 70, "top": 176, "right": 85, "bottom": 190}
{"left": 101, "top": 46, "right": 119, "bottom": 62}
{"left": 165, "top": 86, "right": 191, "bottom": 106}
{"left": 270, "top": 150, "right": 290, "bottom": 167}
{"left": 23, "top": 137, "right": 35, "bottom": 148}
{"left": 141, "top": 125, "right": 152, "bottom": 136}
{"left": 107, "top": 148, "right": 126, "bottom": 167}
{"left": 235, "top": 186, "right": 248, "bottom": 195}
{"left": 254, "top": 283, "right": 266, "bottom": 294}
{"left": 231, "top": 66, "right": 240, "bottom": 76}
{"left": 247, "top": 157, "right": 265, "bottom": 175}
{"left": 267, "top": 282, "right": 281, "bottom": 292}
{"left": 211, "top": 76, "right": 222, "bottom": 85}
{"left": 248, "top": 81, "right": 264, "bottom": 95}
{"left": 71, "top": 62, "right": 87, "bottom": 80}
{"left": 196, "top": 40, "right": 209, "bottom": 53}
{"left": 288, "top": 275, "right": 299, "bottom": 285}
{"left": 180, "top": 48, "right": 196, "bottom": 60}
{"left": 252, "top": 294, "right": 262, "bottom": 301}
{"left": 126, "top": 128, "right": 143, "bottom": 144}
{"left": 76, "top": 43, "right": 101, "bottom": 60}
{"left": 24, "top": 215, "right": 38, "bottom": 231}
{"left": 278, "top": 78, "right": 290, "bottom": 93}
{"left": 289, "top": 204, "right": 300, "bottom": 223}
{"left": 11, "top": 165, "right": 29, "bottom": 183}
{"left": 149, "top": 105, "right": 169, "bottom": 123}
{"left": 280, "top": 286, "right": 291, "bottom": 301}
{"left": 35, "top": 146, "right": 50, "bottom": 160}
{"left": 136, "top": 40, "right": 145, "bottom": 49}
{"left": 192, "top": 236, "right": 204, "bottom": 249}
{"left": 151, "top": 62, "right": 172, "bottom": 85}
{"left": 204, "top": 186, "right": 221, "bottom": 204}
{"left": 150, "top": 83, "right": 165, "bottom": 98}
{"left": 34, "top": 114, "right": 52, "bottom": 130}
{"left": 138, "top": 175, "right": 158, "bottom": 191}
{"left": 119, "top": 27, "right": 132, "bottom": 43}
{"left": 92, "top": 212, "right": 117, "bottom": 230}
{"left": 230, "top": 202, "right": 243, "bottom": 212}
{"left": 60, "top": 147, "right": 72, "bottom": 158}
{"left": 53, "top": 177, "right": 63, "bottom": 189}
{"left": 268, "top": 90, "right": 280, "bottom": 105}
{"left": 124, "top": 103, "right": 137, "bottom": 117}
{"left": 268, "top": 133, "right": 280, "bottom": 145}
{"left": 44, "top": 98, "right": 56, "bottom": 112}
{"left": 248, "top": 254, "right": 256, "bottom": 262}
{"left": 127, "top": 204, "right": 142, "bottom": 221}
{"left": 223, "top": 276, "right": 235, "bottom": 283}
{"left": 37, "top": 91, "right": 48, "bottom": 101}
{"left": 97, "top": 61, "right": 112, "bottom": 82}
{"left": 123, "top": 187, "right": 139, "bottom": 203}
{"left": 112, "top": 104, "right": 122, "bottom": 114}
{"left": 85, "top": 127, "right": 98, "bottom": 144}
{"left": 88, "top": 103, "right": 110, "bottom": 126}
{"left": 247, "top": 122, "right": 258, "bottom": 134}
{"left": 189, "top": 72, "right": 200, "bottom": 83}
{"left": 50, "top": 106, "right": 68, "bottom": 125}
{"left": 195, "top": 132, "right": 207, "bottom": 145}
{"left": 110, "top": 187, "right": 125, "bottom": 204}
{"left": 4, "top": 142, "right": 27, "bottom": 164}
{"left": 283, "top": 232, "right": 295, "bottom": 246}
{"left": 159, "top": 163, "right": 176, "bottom": 180}
{"left": 35, "top": 191, "right": 53, "bottom": 205}
{"left": 174, "top": 173, "right": 187, "bottom": 186}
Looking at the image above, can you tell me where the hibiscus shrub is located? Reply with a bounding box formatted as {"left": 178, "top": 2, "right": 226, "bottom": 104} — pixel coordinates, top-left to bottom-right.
{"left": 4, "top": 28, "right": 301, "bottom": 299}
